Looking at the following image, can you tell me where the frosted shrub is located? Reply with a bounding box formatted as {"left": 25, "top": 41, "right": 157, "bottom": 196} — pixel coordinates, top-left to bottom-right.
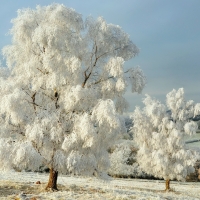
{"left": 0, "top": 4, "right": 146, "bottom": 190}
{"left": 108, "top": 139, "right": 146, "bottom": 178}
{"left": 109, "top": 114, "right": 147, "bottom": 178}
{"left": 133, "top": 88, "right": 200, "bottom": 190}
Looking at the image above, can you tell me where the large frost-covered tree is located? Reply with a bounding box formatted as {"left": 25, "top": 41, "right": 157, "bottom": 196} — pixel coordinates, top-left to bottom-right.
{"left": 133, "top": 88, "right": 200, "bottom": 190}
{"left": 0, "top": 4, "right": 145, "bottom": 190}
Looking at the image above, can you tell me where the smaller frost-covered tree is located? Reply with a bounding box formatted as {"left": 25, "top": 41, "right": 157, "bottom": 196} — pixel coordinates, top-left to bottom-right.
{"left": 133, "top": 88, "right": 200, "bottom": 191}
{"left": 0, "top": 4, "right": 146, "bottom": 190}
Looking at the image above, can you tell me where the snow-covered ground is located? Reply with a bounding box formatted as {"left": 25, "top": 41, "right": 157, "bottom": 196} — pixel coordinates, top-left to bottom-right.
{"left": 0, "top": 171, "right": 200, "bottom": 199}
{"left": 185, "top": 132, "right": 200, "bottom": 149}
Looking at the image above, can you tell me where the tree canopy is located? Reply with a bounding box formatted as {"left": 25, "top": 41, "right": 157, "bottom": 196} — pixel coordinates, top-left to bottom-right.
{"left": 0, "top": 4, "right": 145, "bottom": 189}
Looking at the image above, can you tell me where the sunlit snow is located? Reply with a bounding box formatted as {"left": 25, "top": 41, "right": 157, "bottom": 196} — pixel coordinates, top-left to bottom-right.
{"left": 0, "top": 171, "right": 200, "bottom": 199}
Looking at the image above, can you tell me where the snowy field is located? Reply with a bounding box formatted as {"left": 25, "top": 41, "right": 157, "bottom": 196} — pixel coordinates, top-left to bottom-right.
{"left": 0, "top": 171, "right": 200, "bottom": 199}
{"left": 185, "top": 131, "right": 200, "bottom": 149}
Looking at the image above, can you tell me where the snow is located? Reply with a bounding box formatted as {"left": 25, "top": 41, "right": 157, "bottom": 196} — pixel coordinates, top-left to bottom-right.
{"left": 0, "top": 171, "right": 200, "bottom": 199}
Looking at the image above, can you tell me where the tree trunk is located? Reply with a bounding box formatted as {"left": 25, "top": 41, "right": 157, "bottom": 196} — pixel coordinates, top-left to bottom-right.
{"left": 165, "top": 179, "right": 170, "bottom": 191}
{"left": 45, "top": 168, "right": 58, "bottom": 191}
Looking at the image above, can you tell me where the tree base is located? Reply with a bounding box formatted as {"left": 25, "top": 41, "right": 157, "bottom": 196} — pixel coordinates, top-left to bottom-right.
{"left": 165, "top": 179, "right": 170, "bottom": 191}
{"left": 45, "top": 168, "right": 59, "bottom": 191}
{"left": 45, "top": 187, "right": 59, "bottom": 192}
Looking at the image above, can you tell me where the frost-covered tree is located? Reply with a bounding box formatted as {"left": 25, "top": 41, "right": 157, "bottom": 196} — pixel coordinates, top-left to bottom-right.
{"left": 133, "top": 88, "right": 200, "bottom": 191}
{"left": 0, "top": 4, "right": 145, "bottom": 190}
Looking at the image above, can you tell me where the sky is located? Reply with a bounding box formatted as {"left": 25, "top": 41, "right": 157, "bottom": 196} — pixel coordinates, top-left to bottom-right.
{"left": 0, "top": 0, "right": 199, "bottom": 111}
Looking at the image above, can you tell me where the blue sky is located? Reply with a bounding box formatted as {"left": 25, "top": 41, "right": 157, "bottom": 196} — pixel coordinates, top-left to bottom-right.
{"left": 0, "top": 0, "right": 200, "bottom": 111}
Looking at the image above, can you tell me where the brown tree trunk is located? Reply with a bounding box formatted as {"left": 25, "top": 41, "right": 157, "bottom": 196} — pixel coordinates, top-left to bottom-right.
{"left": 45, "top": 168, "right": 58, "bottom": 191}
{"left": 165, "top": 179, "right": 170, "bottom": 191}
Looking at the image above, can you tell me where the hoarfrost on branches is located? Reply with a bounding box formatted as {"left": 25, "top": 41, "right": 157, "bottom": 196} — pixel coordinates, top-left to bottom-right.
{"left": 133, "top": 88, "right": 200, "bottom": 187}
{"left": 0, "top": 3, "right": 145, "bottom": 187}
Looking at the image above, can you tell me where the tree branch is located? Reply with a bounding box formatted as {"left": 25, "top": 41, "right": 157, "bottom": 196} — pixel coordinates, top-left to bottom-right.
{"left": 54, "top": 89, "right": 59, "bottom": 109}
{"left": 37, "top": 68, "right": 46, "bottom": 75}
{"left": 25, "top": 99, "right": 46, "bottom": 110}
{"left": 97, "top": 46, "right": 125, "bottom": 59}
{"left": 42, "top": 92, "right": 54, "bottom": 101}
{"left": 82, "top": 44, "right": 98, "bottom": 88}
{"left": 31, "top": 92, "right": 36, "bottom": 111}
